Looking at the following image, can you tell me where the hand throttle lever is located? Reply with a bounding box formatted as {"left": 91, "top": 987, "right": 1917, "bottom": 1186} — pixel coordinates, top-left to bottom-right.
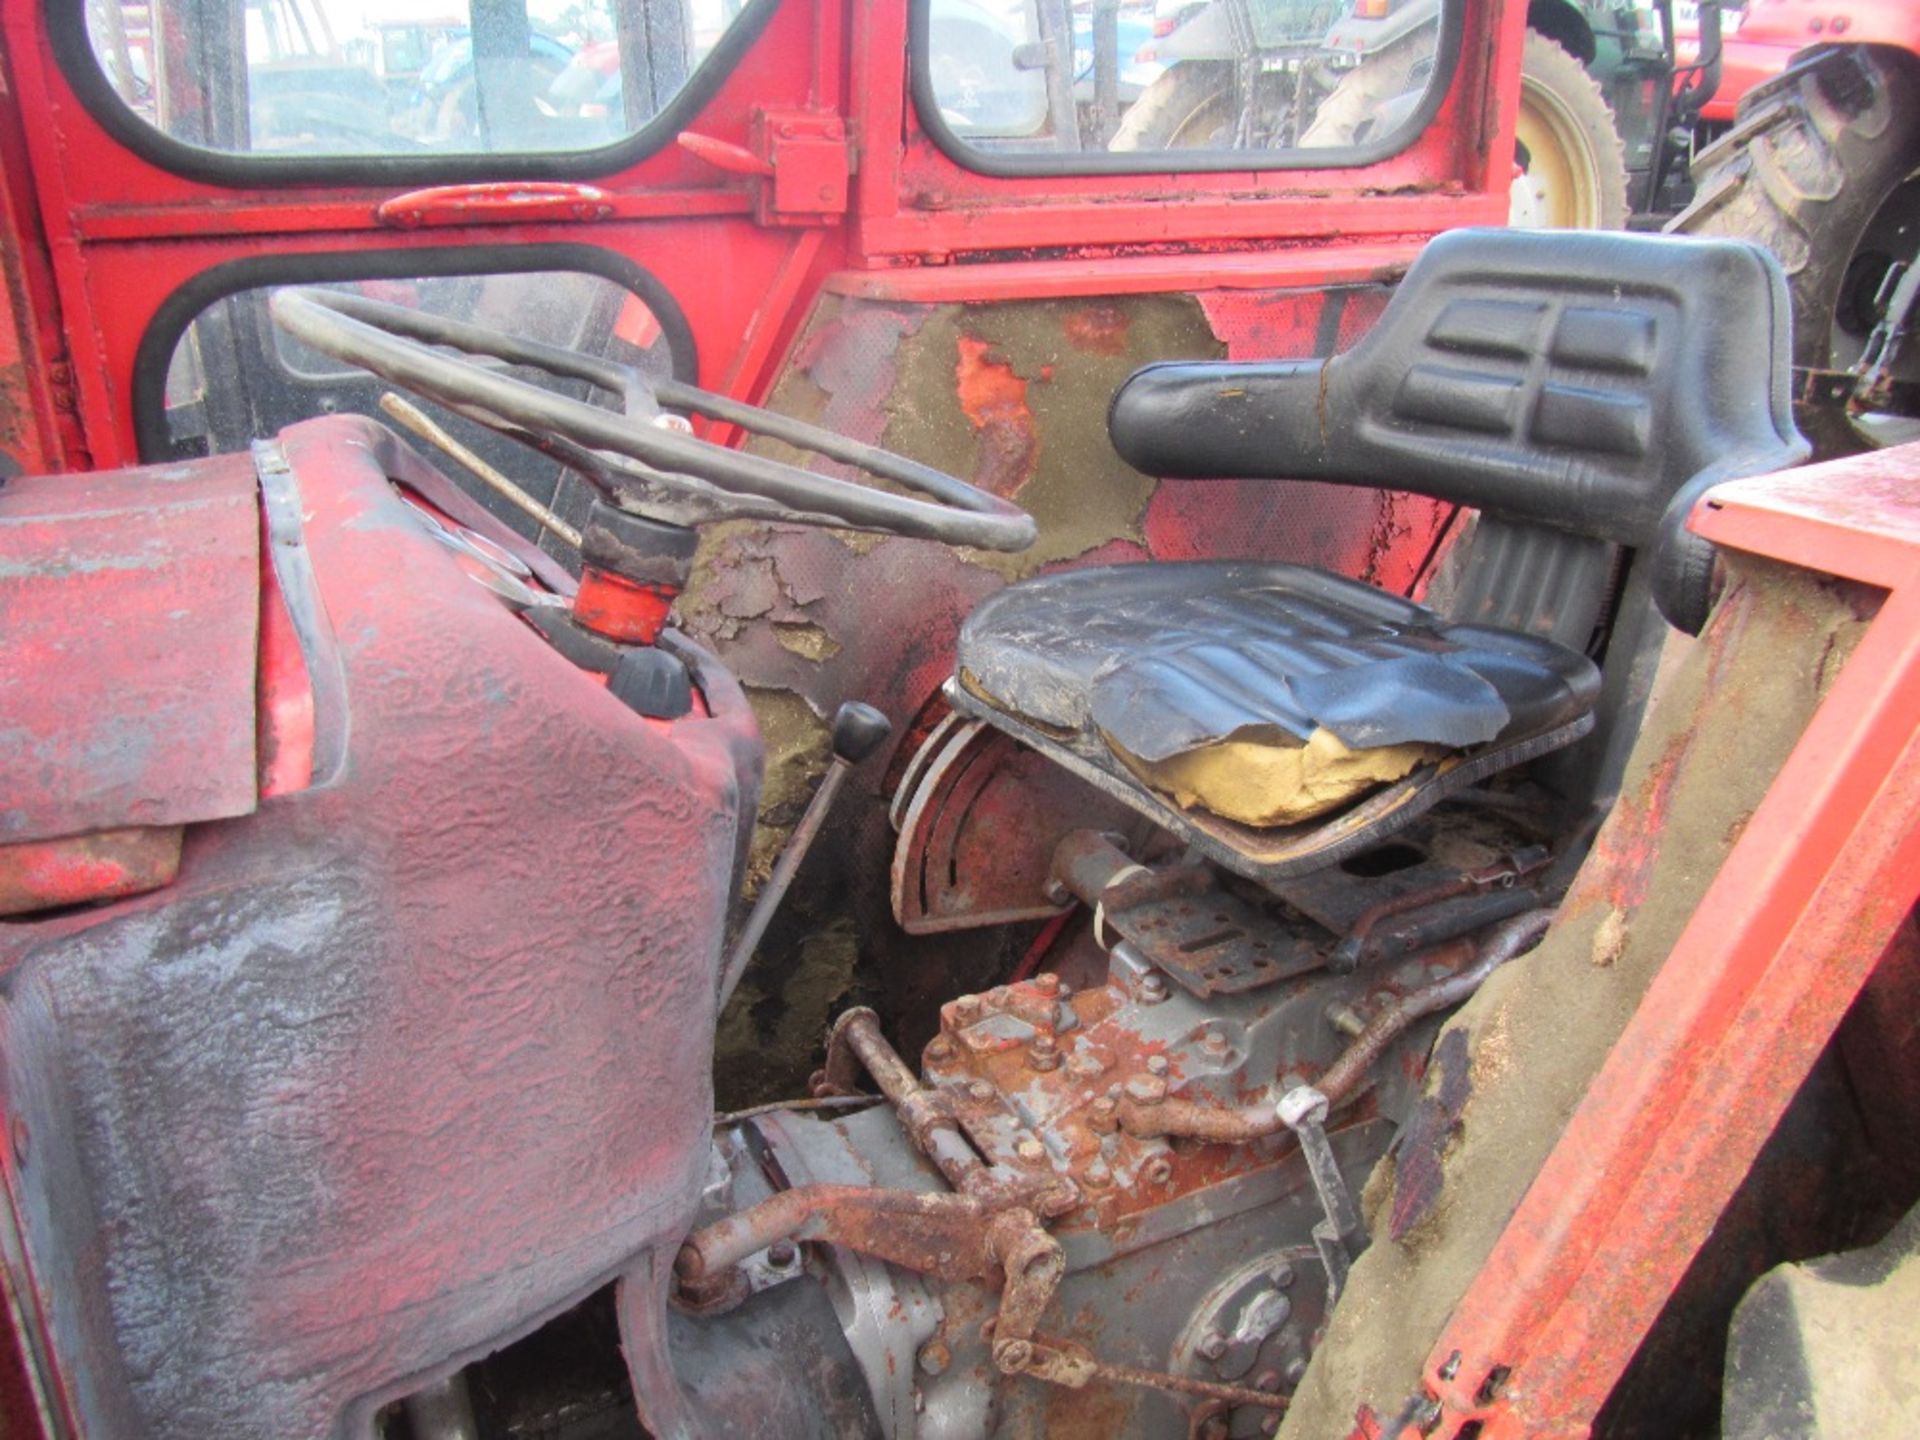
{"left": 717, "top": 702, "right": 891, "bottom": 1007}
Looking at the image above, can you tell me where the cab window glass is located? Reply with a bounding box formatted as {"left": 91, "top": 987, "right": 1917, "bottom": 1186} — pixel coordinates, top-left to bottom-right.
{"left": 83, "top": 0, "right": 755, "bottom": 157}
{"left": 923, "top": 0, "right": 1453, "bottom": 165}
{"left": 161, "top": 269, "right": 672, "bottom": 544}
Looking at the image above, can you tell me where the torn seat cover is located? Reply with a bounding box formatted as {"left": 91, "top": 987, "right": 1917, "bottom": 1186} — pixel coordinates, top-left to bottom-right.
{"left": 956, "top": 562, "right": 1599, "bottom": 827}
{"left": 0, "top": 455, "right": 261, "bottom": 847}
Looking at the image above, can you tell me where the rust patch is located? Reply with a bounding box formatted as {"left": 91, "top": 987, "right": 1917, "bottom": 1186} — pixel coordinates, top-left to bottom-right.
{"left": 956, "top": 336, "right": 1031, "bottom": 426}
{"left": 1061, "top": 304, "right": 1131, "bottom": 356}
{"left": 1040, "top": 1371, "right": 1141, "bottom": 1438}
{"left": 955, "top": 335, "right": 1038, "bottom": 499}
{"left": 883, "top": 296, "right": 1222, "bottom": 576}
{"left": 1387, "top": 1027, "right": 1473, "bottom": 1243}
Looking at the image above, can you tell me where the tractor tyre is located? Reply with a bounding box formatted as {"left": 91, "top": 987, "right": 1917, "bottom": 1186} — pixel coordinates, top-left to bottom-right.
{"left": 1506, "top": 30, "right": 1629, "bottom": 230}
{"left": 1109, "top": 60, "right": 1238, "bottom": 150}
{"left": 1670, "top": 45, "right": 1920, "bottom": 458}
{"left": 1296, "top": 27, "right": 1628, "bottom": 229}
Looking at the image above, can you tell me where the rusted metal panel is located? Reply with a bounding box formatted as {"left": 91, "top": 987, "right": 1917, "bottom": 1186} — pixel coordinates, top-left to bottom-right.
{"left": 0, "top": 453, "right": 260, "bottom": 843}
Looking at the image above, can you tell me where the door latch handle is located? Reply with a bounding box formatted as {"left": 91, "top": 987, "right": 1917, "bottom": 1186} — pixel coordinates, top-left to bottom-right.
{"left": 376, "top": 182, "right": 616, "bottom": 229}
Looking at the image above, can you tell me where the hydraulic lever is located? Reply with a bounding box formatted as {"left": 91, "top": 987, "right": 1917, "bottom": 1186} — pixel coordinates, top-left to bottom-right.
{"left": 718, "top": 701, "right": 891, "bottom": 1006}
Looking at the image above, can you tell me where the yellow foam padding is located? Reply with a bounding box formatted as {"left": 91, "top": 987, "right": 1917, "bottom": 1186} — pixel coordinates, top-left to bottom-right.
{"left": 1107, "top": 726, "right": 1446, "bottom": 828}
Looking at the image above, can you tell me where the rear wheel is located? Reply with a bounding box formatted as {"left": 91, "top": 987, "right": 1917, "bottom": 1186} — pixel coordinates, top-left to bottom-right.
{"left": 1507, "top": 31, "right": 1629, "bottom": 230}
{"left": 1109, "top": 60, "right": 1237, "bottom": 149}
{"left": 1670, "top": 46, "right": 1920, "bottom": 456}
{"left": 1111, "top": 28, "right": 1628, "bottom": 229}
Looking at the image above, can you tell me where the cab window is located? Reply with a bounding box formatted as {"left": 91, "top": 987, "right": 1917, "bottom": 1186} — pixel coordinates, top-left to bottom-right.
{"left": 919, "top": 0, "right": 1460, "bottom": 171}
{"left": 76, "top": 0, "right": 760, "bottom": 159}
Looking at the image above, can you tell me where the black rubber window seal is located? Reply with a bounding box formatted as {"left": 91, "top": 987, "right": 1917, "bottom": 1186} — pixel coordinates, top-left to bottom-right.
{"left": 132, "top": 243, "right": 698, "bottom": 462}
{"left": 908, "top": 0, "right": 1465, "bottom": 179}
{"left": 45, "top": 0, "right": 779, "bottom": 188}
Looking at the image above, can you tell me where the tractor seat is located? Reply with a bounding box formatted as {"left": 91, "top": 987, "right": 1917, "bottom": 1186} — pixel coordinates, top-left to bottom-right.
{"left": 943, "top": 228, "right": 1807, "bottom": 883}
{"left": 956, "top": 561, "right": 1599, "bottom": 831}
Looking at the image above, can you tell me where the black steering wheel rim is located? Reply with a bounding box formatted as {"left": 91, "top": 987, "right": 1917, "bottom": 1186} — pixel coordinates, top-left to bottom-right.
{"left": 268, "top": 287, "right": 1037, "bottom": 553}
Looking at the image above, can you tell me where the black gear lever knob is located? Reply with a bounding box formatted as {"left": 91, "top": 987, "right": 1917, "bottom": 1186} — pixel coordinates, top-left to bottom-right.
{"left": 830, "top": 702, "right": 893, "bottom": 765}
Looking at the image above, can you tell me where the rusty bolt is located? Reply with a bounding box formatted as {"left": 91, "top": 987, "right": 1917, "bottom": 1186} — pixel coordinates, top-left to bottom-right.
{"left": 1089, "top": 1096, "right": 1119, "bottom": 1133}
{"left": 1032, "top": 973, "right": 1060, "bottom": 996}
{"left": 993, "top": 1338, "right": 1033, "bottom": 1374}
{"left": 1043, "top": 877, "right": 1071, "bottom": 905}
{"left": 1029, "top": 1035, "right": 1061, "bottom": 1071}
{"left": 1145, "top": 1156, "right": 1174, "bottom": 1185}
{"left": 1284, "top": 1357, "right": 1309, "bottom": 1386}
{"left": 1269, "top": 1261, "right": 1295, "bottom": 1288}
{"left": 1067, "top": 1050, "right": 1104, "bottom": 1078}
{"left": 1259, "top": 1412, "right": 1281, "bottom": 1435}
{"left": 1198, "top": 1330, "right": 1228, "bottom": 1361}
{"left": 1146, "top": 1053, "right": 1170, "bottom": 1077}
{"left": 968, "top": 1080, "right": 995, "bottom": 1103}
{"left": 1200, "top": 1029, "right": 1231, "bottom": 1058}
{"left": 1015, "top": 1137, "right": 1047, "bottom": 1164}
{"left": 918, "top": 1339, "right": 952, "bottom": 1376}
{"left": 952, "top": 996, "right": 981, "bottom": 1024}
{"left": 1325, "top": 1001, "right": 1368, "bottom": 1037}
{"left": 766, "top": 1239, "right": 798, "bottom": 1269}
{"left": 1125, "top": 1075, "right": 1168, "bottom": 1105}
{"left": 1085, "top": 1159, "right": 1113, "bottom": 1187}
{"left": 1138, "top": 973, "right": 1169, "bottom": 1004}
{"left": 926, "top": 1036, "right": 955, "bottom": 1064}
{"left": 1038, "top": 1180, "right": 1080, "bottom": 1215}
{"left": 1255, "top": 1369, "right": 1283, "bottom": 1392}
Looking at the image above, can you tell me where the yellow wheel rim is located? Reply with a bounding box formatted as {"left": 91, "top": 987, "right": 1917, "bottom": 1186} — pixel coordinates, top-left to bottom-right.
{"left": 1511, "top": 79, "right": 1606, "bottom": 229}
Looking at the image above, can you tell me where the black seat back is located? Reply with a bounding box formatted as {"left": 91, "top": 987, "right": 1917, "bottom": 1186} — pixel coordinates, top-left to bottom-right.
{"left": 1108, "top": 227, "right": 1808, "bottom": 818}
{"left": 1108, "top": 227, "right": 1807, "bottom": 635}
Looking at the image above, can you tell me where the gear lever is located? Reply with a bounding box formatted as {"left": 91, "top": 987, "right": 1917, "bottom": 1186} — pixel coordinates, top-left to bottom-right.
{"left": 718, "top": 702, "right": 892, "bottom": 1007}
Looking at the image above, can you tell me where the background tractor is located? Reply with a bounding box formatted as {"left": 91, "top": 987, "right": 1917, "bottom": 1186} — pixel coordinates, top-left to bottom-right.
{"left": 1671, "top": 4, "right": 1920, "bottom": 457}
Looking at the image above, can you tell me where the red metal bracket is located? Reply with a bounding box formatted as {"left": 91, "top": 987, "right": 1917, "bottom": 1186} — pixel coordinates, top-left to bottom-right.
{"left": 680, "top": 108, "right": 850, "bottom": 227}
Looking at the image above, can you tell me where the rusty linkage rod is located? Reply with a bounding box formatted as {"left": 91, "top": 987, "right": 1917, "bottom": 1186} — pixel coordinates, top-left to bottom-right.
{"left": 1119, "top": 909, "right": 1556, "bottom": 1145}
{"left": 1327, "top": 845, "right": 1552, "bottom": 972}
{"left": 683, "top": 1009, "right": 1069, "bottom": 1372}
{"left": 1018, "top": 1335, "right": 1287, "bottom": 1413}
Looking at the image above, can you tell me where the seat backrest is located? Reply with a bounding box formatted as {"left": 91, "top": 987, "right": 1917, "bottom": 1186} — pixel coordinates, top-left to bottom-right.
{"left": 1108, "top": 228, "right": 1808, "bottom": 632}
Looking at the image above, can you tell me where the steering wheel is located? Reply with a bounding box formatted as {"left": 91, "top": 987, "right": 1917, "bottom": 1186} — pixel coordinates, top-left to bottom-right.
{"left": 268, "top": 288, "right": 1037, "bottom": 553}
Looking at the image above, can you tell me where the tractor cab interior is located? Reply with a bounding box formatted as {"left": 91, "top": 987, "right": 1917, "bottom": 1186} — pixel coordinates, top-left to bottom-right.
{"left": 4, "top": 1, "right": 1916, "bottom": 1439}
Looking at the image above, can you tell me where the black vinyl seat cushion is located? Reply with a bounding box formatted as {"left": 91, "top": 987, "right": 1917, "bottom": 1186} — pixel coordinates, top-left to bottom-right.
{"left": 955, "top": 562, "right": 1600, "bottom": 835}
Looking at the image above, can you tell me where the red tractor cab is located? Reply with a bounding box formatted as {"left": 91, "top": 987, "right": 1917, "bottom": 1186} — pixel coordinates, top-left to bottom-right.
{"left": 2, "top": 1, "right": 1917, "bottom": 1438}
